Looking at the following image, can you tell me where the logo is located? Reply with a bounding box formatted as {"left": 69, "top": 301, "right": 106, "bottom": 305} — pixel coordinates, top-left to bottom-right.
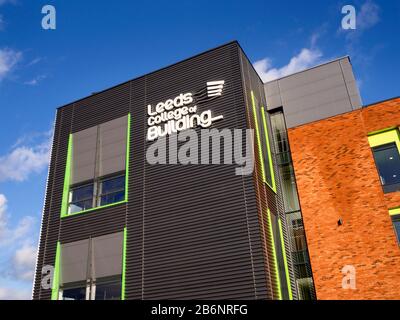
{"left": 147, "top": 81, "right": 225, "bottom": 141}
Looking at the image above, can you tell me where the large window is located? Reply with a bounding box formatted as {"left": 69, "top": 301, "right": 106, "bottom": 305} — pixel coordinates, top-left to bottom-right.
{"left": 56, "top": 232, "right": 124, "bottom": 300}
{"left": 368, "top": 129, "right": 400, "bottom": 194}
{"left": 372, "top": 143, "right": 400, "bottom": 193}
{"left": 63, "top": 115, "right": 130, "bottom": 216}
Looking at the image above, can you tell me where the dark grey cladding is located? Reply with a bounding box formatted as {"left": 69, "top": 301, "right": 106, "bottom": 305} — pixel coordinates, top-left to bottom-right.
{"left": 33, "top": 41, "right": 286, "bottom": 300}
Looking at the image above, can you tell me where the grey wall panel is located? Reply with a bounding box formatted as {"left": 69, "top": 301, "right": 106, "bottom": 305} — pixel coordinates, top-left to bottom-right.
{"left": 265, "top": 57, "right": 362, "bottom": 128}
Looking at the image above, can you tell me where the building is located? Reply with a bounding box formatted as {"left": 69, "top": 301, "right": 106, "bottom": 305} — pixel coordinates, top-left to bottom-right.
{"left": 33, "top": 41, "right": 399, "bottom": 300}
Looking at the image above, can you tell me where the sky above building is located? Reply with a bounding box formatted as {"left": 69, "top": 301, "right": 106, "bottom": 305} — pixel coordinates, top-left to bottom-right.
{"left": 0, "top": 0, "right": 398, "bottom": 299}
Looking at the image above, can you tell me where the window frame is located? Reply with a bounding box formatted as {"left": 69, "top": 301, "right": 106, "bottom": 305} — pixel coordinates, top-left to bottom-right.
{"left": 61, "top": 114, "right": 131, "bottom": 218}
{"left": 368, "top": 129, "right": 400, "bottom": 194}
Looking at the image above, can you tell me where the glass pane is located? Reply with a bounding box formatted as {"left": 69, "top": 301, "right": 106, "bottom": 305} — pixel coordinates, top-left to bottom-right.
{"left": 62, "top": 286, "right": 86, "bottom": 300}
{"left": 95, "top": 280, "right": 121, "bottom": 300}
{"left": 372, "top": 143, "right": 400, "bottom": 193}
{"left": 101, "top": 176, "right": 125, "bottom": 194}
{"left": 69, "top": 199, "right": 93, "bottom": 214}
{"left": 71, "top": 184, "right": 94, "bottom": 202}
{"left": 100, "top": 191, "right": 125, "bottom": 206}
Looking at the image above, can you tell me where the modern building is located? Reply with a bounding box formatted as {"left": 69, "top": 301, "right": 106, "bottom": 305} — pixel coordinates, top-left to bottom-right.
{"left": 33, "top": 41, "right": 400, "bottom": 300}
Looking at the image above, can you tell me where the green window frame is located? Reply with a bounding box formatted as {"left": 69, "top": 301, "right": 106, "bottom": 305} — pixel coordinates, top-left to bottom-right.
{"left": 51, "top": 227, "right": 127, "bottom": 300}
{"left": 60, "top": 113, "right": 131, "bottom": 218}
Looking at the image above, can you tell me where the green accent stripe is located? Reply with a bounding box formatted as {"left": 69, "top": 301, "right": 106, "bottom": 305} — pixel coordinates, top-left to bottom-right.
{"left": 61, "top": 134, "right": 72, "bottom": 218}
{"left": 261, "top": 106, "right": 277, "bottom": 193}
{"left": 251, "top": 91, "right": 266, "bottom": 182}
{"left": 267, "top": 209, "right": 282, "bottom": 300}
{"left": 51, "top": 242, "right": 61, "bottom": 300}
{"left": 125, "top": 113, "right": 131, "bottom": 201}
{"left": 121, "top": 227, "right": 127, "bottom": 300}
{"left": 278, "top": 218, "right": 293, "bottom": 300}
{"left": 62, "top": 200, "right": 126, "bottom": 218}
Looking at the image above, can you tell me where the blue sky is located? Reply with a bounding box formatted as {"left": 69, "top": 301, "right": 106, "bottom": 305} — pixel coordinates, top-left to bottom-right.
{"left": 0, "top": 0, "right": 398, "bottom": 299}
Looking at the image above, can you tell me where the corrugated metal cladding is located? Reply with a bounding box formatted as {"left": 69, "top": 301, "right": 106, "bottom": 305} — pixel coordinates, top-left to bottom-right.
{"left": 34, "top": 41, "right": 286, "bottom": 300}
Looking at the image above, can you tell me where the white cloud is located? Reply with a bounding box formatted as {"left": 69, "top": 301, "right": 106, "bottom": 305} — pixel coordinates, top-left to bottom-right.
{"left": 253, "top": 48, "right": 323, "bottom": 83}
{"left": 0, "top": 48, "right": 22, "bottom": 81}
{"left": 24, "top": 74, "right": 47, "bottom": 86}
{"left": 0, "top": 0, "right": 17, "bottom": 6}
{"left": 0, "top": 287, "right": 31, "bottom": 300}
{"left": 357, "top": 0, "right": 380, "bottom": 30}
{"left": 13, "top": 243, "right": 37, "bottom": 281}
{"left": 0, "top": 194, "right": 36, "bottom": 246}
{"left": 0, "top": 131, "right": 52, "bottom": 182}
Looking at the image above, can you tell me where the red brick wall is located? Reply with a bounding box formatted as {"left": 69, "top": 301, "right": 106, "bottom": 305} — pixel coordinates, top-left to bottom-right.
{"left": 288, "top": 98, "right": 400, "bottom": 300}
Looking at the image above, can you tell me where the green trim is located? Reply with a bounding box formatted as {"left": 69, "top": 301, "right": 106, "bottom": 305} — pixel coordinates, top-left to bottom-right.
{"left": 250, "top": 91, "right": 276, "bottom": 192}
{"left": 251, "top": 91, "right": 266, "bottom": 182}
{"left": 51, "top": 242, "right": 61, "bottom": 300}
{"left": 278, "top": 218, "right": 293, "bottom": 300}
{"left": 61, "top": 135, "right": 73, "bottom": 218}
{"left": 121, "top": 227, "right": 127, "bottom": 300}
{"left": 389, "top": 207, "right": 400, "bottom": 216}
{"left": 62, "top": 200, "right": 126, "bottom": 218}
{"left": 267, "top": 209, "right": 282, "bottom": 300}
{"left": 261, "top": 106, "right": 277, "bottom": 193}
{"left": 125, "top": 113, "right": 131, "bottom": 201}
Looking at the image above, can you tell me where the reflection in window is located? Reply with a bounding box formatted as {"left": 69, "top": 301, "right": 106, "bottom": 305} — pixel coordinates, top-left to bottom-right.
{"left": 99, "top": 175, "right": 126, "bottom": 206}
{"left": 95, "top": 277, "right": 122, "bottom": 300}
{"left": 69, "top": 184, "right": 94, "bottom": 214}
{"left": 62, "top": 284, "right": 86, "bottom": 300}
{"left": 372, "top": 142, "right": 400, "bottom": 193}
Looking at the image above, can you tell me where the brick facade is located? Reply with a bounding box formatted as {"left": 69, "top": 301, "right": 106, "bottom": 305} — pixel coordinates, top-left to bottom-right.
{"left": 288, "top": 97, "right": 400, "bottom": 300}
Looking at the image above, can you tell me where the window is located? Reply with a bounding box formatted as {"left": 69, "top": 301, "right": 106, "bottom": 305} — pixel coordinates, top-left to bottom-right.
{"left": 94, "top": 277, "right": 122, "bottom": 300}
{"left": 99, "top": 175, "right": 126, "bottom": 206}
{"left": 390, "top": 209, "right": 400, "bottom": 245}
{"left": 372, "top": 143, "right": 400, "bottom": 193}
{"left": 57, "top": 232, "right": 124, "bottom": 300}
{"left": 62, "top": 115, "right": 130, "bottom": 216}
{"left": 69, "top": 184, "right": 94, "bottom": 214}
{"left": 61, "top": 283, "right": 87, "bottom": 300}
{"left": 368, "top": 129, "right": 400, "bottom": 194}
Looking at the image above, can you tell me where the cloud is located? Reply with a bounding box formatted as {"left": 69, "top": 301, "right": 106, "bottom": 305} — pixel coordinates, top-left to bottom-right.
{"left": 0, "top": 48, "right": 22, "bottom": 81}
{"left": 253, "top": 48, "right": 323, "bottom": 82}
{"left": 0, "top": 194, "right": 36, "bottom": 246}
{"left": 357, "top": 0, "right": 380, "bottom": 30}
{"left": 0, "top": 130, "right": 52, "bottom": 182}
{"left": 0, "top": 287, "right": 31, "bottom": 300}
{"left": 13, "top": 243, "right": 37, "bottom": 281}
{"left": 24, "top": 75, "right": 47, "bottom": 86}
{"left": 0, "top": 0, "right": 17, "bottom": 6}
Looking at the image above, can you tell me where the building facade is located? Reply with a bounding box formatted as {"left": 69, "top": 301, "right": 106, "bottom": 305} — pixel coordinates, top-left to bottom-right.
{"left": 33, "top": 42, "right": 299, "bottom": 300}
{"left": 33, "top": 41, "right": 399, "bottom": 300}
